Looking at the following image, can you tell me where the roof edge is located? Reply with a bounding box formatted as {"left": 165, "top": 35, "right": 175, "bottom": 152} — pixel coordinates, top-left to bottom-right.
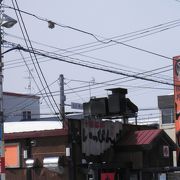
{"left": 4, "top": 128, "right": 68, "bottom": 140}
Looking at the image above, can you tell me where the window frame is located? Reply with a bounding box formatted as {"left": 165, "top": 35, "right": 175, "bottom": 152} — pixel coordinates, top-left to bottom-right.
{"left": 161, "top": 108, "right": 174, "bottom": 124}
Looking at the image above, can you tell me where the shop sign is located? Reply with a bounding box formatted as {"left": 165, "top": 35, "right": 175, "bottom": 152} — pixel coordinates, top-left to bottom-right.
{"left": 71, "top": 102, "right": 83, "bottom": 110}
{"left": 0, "top": 157, "right": 5, "bottom": 173}
{"left": 101, "top": 172, "right": 115, "bottom": 180}
{"left": 81, "top": 119, "right": 122, "bottom": 156}
{"left": 0, "top": 125, "right": 2, "bottom": 141}
{"left": 5, "top": 143, "right": 20, "bottom": 168}
{"left": 173, "top": 56, "right": 180, "bottom": 131}
{"left": 173, "top": 56, "right": 180, "bottom": 162}
{"left": 159, "top": 173, "right": 166, "bottom": 180}
{"left": 163, "top": 145, "right": 169, "bottom": 158}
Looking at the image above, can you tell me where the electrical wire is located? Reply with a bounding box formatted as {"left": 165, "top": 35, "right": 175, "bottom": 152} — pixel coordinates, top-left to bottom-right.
{"left": 4, "top": 22, "right": 177, "bottom": 71}
{"left": 65, "top": 83, "right": 85, "bottom": 102}
{"left": 3, "top": 3, "right": 174, "bottom": 101}
{"left": 5, "top": 77, "right": 59, "bottom": 120}
{"left": 2, "top": 40, "right": 174, "bottom": 100}
{"left": 3, "top": 3, "right": 174, "bottom": 60}
{"left": 3, "top": 19, "right": 178, "bottom": 72}
{"left": 3, "top": 2, "right": 175, "bottom": 122}
{"left": 11, "top": 0, "right": 54, "bottom": 115}
{"left": 3, "top": 3, "right": 180, "bottom": 57}
{"left": 3, "top": 41, "right": 174, "bottom": 104}
{"left": 3, "top": 21, "right": 176, "bottom": 83}
{"left": 2, "top": 4, "right": 179, "bottom": 64}
{"left": 16, "top": 46, "right": 174, "bottom": 87}
{"left": 64, "top": 65, "right": 173, "bottom": 94}
{"left": 4, "top": 40, "right": 174, "bottom": 88}
{"left": 4, "top": 41, "right": 173, "bottom": 86}
{"left": 12, "top": 0, "right": 62, "bottom": 120}
{"left": 64, "top": 80, "right": 173, "bottom": 94}
{"left": 2, "top": 13, "right": 174, "bottom": 84}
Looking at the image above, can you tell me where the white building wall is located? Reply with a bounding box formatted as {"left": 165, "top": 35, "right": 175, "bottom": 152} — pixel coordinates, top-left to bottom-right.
{"left": 161, "top": 124, "right": 176, "bottom": 142}
{"left": 159, "top": 109, "right": 177, "bottom": 166}
{"left": 3, "top": 93, "right": 40, "bottom": 122}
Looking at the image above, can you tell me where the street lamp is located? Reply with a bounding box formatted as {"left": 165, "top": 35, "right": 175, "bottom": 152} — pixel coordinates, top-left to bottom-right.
{"left": 0, "top": 12, "right": 17, "bottom": 180}
{"left": 0, "top": 14, "right": 17, "bottom": 28}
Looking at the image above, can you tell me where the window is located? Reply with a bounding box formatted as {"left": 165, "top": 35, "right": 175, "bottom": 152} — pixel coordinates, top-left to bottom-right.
{"left": 162, "top": 108, "right": 174, "bottom": 124}
{"left": 22, "top": 111, "right": 31, "bottom": 120}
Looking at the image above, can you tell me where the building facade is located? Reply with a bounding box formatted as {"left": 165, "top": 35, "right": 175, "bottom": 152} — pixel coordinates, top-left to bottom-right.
{"left": 3, "top": 92, "right": 40, "bottom": 122}
{"left": 5, "top": 127, "right": 68, "bottom": 180}
{"left": 158, "top": 95, "right": 177, "bottom": 167}
{"left": 2, "top": 91, "right": 177, "bottom": 180}
{"left": 158, "top": 95, "right": 175, "bottom": 141}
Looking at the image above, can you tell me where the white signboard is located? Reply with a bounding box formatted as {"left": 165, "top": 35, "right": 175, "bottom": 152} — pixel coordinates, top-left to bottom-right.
{"left": 163, "top": 145, "right": 169, "bottom": 158}
{"left": 71, "top": 102, "right": 83, "bottom": 110}
{"left": 159, "top": 173, "right": 166, "bottom": 180}
{"left": 81, "top": 119, "right": 122, "bottom": 156}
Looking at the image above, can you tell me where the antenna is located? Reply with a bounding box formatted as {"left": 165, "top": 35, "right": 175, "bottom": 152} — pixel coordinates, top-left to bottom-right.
{"left": 25, "top": 69, "right": 34, "bottom": 94}
{"left": 89, "top": 77, "right": 95, "bottom": 99}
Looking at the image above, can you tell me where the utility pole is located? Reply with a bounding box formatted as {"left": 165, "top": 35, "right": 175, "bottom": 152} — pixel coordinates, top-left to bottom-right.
{"left": 59, "top": 74, "right": 65, "bottom": 120}
{"left": 0, "top": 4, "right": 17, "bottom": 179}
{"left": 0, "top": 16, "right": 5, "bottom": 180}
{"left": 59, "top": 75, "right": 76, "bottom": 180}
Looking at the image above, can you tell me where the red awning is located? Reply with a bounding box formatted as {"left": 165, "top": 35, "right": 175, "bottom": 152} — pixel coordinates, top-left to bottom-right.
{"left": 117, "top": 129, "right": 176, "bottom": 151}
{"left": 120, "top": 129, "right": 162, "bottom": 146}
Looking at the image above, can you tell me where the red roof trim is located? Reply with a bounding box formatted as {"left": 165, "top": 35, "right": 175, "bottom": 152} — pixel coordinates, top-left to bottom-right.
{"left": 4, "top": 129, "right": 68, "bottom": 140}
{"left": 119, "top": 129, "right": 162, "bottom": 146}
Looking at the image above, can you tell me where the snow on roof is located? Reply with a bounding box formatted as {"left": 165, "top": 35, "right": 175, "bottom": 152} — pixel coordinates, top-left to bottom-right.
{"left": 4, "top": 121, "right": 63, "bottom": 133}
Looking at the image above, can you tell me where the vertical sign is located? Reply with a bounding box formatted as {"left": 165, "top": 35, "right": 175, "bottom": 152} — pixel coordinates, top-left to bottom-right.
{"left": 81, "top": 119, "right": 122, "bottom": 156}
{"left": 0, "top": 124, "right": 2, "bottom": 156}
{"left": 173, "top": 55, "right": 180, "bottom": 164}
{"left": 0, "top": 157, "right": 5, "bottom": 173}
{"left": 173, "top": 56, "right": 180, "bottom": 131}
{"left": 163, "top": 145, "right": 169, "bottom": 158}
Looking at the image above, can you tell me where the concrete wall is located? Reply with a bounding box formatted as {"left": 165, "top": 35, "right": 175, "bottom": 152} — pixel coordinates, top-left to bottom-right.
{"left": 161, "top": 124, "right": 176, "bottom": 142}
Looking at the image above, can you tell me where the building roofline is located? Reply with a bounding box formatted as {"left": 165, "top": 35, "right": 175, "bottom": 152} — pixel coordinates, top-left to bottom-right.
{"left": 4, "top": 128, "right": 68, "bottom": 140}
{"left": 3, "top": 92, "right": 40, "bottom": 99}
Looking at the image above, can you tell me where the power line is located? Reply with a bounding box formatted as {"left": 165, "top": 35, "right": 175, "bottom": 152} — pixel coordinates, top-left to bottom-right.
{"left": 2, "top": 4, "right": 177, "bottom": 60}
{"left": 11, "top": 0, "right": 54, "bottom": 114}
{"left": 13, "top": 45, "right": 174, "bottom": 87}
{"left": 65, "top": 84, "right": 172, "bottom": 96}
{"left": 4, "top": 40, "right": 173, "bottom": 86}
{"left": 3, "top": 18, "right": 179, "bottom": 71}
{"left": 2, "top": 3, "right": 176, "bottom": 97}
{"left": 2, "top": 2, "right": 175, "bottom": 121}
{"left": 64, "top": 79, "right": 173, "bottom": 93}
{"left": 3, "top": 39, "right": 174, "bottom": 95}
{"left": 4, "top": 42, "right": 173, "bottom": 103}
{"left": 12, "top": 0, "right": 62, "bottom": 120}
{"left": 3, "top": 24, "right": 175, "bottom": 83}
{"left": 64, "top": 65, "right": 173, "bottom": 94}
{"left": 4, "top": 40, "right": 173, "bottom": 85}
{"left": 5, "top": 73, "right": 59, "bottom": 119}
{"left": 39, "top": 80, "right": 172, "bottom": 99}
{"left": 65, "top": 83, "right": 85, "bottom": 102}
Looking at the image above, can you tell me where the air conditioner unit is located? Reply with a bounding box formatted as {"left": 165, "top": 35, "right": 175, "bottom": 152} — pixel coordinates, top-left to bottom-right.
{"left": 43, "top": 156, "right": 64, "bottom": 174}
